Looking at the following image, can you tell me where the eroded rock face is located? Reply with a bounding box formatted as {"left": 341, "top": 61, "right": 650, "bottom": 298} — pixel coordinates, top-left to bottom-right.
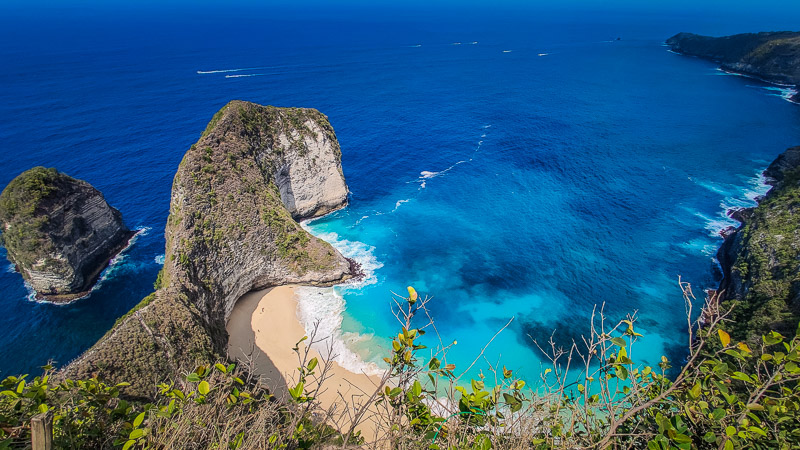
{"left": 0, "top": 167, "right": 133, "bottom": 301}
{"left": 165, "top": 101, "right": 352, "bottom": 331}
{"left": 63, "top": 101, "right": 353, "bottom": 396}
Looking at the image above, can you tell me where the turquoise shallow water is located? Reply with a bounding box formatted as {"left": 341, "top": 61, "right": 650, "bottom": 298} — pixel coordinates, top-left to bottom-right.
{"left": 1, "top": 6, "right": 800, "bottom": 382}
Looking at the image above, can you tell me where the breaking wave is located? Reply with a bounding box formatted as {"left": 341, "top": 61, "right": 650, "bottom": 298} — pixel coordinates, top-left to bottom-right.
{"left": 295, "top": 225, "right": 385, "bottom": 375}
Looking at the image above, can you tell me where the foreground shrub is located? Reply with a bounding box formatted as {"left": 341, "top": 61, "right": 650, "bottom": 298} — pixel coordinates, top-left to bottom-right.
{"left": 1, "top": 281, "right": 798, "bottom": 449}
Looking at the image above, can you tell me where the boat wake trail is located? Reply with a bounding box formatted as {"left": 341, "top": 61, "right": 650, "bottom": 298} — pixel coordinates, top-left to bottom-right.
{"left": 354, "top": 125, "right": 491, "bottom": 226}
{"left": 413, "top": 124, "right": 491, "bottom": 190}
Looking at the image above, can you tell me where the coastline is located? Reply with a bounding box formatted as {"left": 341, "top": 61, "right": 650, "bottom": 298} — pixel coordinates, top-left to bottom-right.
{"left": 27, "top": 228, "right": 141, "bottom": 305}
{"left": 226, "top": 286, "right": 387, "bottom": 440}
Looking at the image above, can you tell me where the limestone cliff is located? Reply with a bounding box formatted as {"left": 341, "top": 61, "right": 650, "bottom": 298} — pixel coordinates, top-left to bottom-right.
{"left": 63, "top": 101, "right": 353, "bottom": 396}
{"left": 0, "top": 167, "right": 133, "bottom": 301}
{"left": 666, "top": 31, "right": 800, "bottom": 101}
{"left": 716, "top": 146, "right": 800, "bottom": 343}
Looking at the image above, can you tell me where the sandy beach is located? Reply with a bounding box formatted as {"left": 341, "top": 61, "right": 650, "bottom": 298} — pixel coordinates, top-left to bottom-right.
{"left": 226, "top": 286, "right": 387, "bottom": 441}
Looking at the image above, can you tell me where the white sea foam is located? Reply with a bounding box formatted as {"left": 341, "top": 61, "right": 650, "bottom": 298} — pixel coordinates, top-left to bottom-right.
{"left": 154, "top": 254, "right": 165, "bottom": 265}
{"left": 295, "top": 225, "right": 385, "bottom": 375}
{"left": 538, "top": 53, "right": 549, "bottom": 56}
{"left": 502, "top": 50, "right": 512, "bottom": 53}
{"left": 747, "top": 85, "right": 799, "bottom": 102}
{"left": 225, "top": 73, "right": 264, "bottom": 78}
{"left": 452, "top": 42, "right": 462, "bottom": 45}
{"left": 693, "top": 171, "right": 770, "bottom": 236}
{"left": 470, "top": 41, "right": 478, "bottom": 44}
{"left": 420, "top": 170, "right": 440, "bottom": 179}
{"left": 392, "top": 199, "right": 411, "bottom": 212}
{"left": 6, "top": 264, "right": 15, "bottom": 273}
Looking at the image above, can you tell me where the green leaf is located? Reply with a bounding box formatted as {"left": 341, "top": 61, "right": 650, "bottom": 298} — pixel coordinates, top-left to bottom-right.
{"left": 215, "top": 363, "right": 227, "bottom": 373}
{"left": 129, "top": 428, "right": 145, "bottom": 440}
{"left": 186, "top": 373, "right": 200, "bottom": 383}
{"left": 725, "top": 426, "right": 736, "bottom": 437}
{"left": 122, "top": 440, "right": 136, "bottom": 450}
{"left": 412, "top": 380, "right": 422, "bottom": 397}
{"left": 307, "top": 357, "right": 318, "bottom": 372}
{"left": 611, "top": 337, "right": 627, "bottom": 348}
{"left": 689, "top": 383, "right": 701, "bottom": 399}
{"left": 198, "top": 380, "right": 210, "bottom": 396}
{"left": 133, "top": 411, "right": 146, "bottom": 428}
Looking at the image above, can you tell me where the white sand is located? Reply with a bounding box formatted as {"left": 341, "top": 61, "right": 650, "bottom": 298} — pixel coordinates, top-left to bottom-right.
{"left": 226, "top": 286, "right": 387, "bottom": 441}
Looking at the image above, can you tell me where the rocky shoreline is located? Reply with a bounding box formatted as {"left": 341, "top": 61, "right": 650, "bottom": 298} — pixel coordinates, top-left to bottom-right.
{"left": 666, "top": 31, "right": 800, "bottom": 102}
{"left": 32, "top": 229, "right": 139, "bottom": 303}
{"left": 712, "top": 147, "right": 800, "bottom": 341}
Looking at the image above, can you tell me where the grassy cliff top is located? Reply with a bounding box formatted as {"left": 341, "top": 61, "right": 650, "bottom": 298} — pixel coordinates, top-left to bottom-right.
{"left": 0, "top": 167, "right": 77, "bottom": 267}
{"left": 0, "top": 167, "right": 66, "bottom": 221}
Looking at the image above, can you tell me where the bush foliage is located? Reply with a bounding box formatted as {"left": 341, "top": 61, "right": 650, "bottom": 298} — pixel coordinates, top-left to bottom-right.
{"left": 2, "top": 283, "right": 799, "bottom": 449}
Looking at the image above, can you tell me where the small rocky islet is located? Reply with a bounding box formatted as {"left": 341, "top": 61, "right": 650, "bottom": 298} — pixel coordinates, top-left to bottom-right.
{"left": 0, "top": 167, "right": 134, "bottom": 302}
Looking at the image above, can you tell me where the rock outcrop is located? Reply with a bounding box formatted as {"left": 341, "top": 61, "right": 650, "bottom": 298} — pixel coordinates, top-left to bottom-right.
{"left": 63, "top": 101, "right": 353, "bottom": 396}
{"left": 716, "top": 146, "right": 800, "bottom": 343}
{"left": 0, "top": 167, "right": 133, "bottom": 301}
{"left": 666, "top": 31, "right": 800, "bottom": 101}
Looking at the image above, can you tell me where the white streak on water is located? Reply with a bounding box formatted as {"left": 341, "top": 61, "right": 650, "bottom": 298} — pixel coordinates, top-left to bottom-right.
{"left": 197, "top": 67, "right": 266, "bottom": 74}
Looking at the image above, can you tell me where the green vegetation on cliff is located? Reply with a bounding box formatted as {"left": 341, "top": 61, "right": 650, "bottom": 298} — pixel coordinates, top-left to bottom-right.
{"left": 723, "top": 165, "right": 800, "bottom": 342}
{"left": 0, "top": 167, "right": 64, "bottom": 267}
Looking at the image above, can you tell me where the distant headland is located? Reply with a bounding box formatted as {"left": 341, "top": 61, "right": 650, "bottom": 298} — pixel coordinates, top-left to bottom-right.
{"left": 666, "top": 31, "right": 800, "bottom": 102}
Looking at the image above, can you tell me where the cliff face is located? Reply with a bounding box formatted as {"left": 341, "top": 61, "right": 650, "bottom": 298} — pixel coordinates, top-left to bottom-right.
{"left": 666, "top": 31, "right": 800, "bottom": 98}
{"left": 165, "top": 101, "right": 352, "bottom": 340}
{"left": 716, "top": 146, "right": 800, "bottom": 342}
{"left": 0, "top": 167, "right": 133, "bottom": 301}
{"left": 64, "top": 101, "right": 353, "bottom": 396}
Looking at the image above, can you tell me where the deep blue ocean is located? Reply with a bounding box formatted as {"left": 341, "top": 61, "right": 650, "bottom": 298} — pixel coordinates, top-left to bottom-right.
{"left": 2, "top": 5, "right": 800, "bottom": 382}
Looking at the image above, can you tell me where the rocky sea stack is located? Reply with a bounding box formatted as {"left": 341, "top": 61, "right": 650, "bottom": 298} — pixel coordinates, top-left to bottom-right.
{"left": 63, "top": 101, "right": 353, "bottom": 396}
{"left": 666, "top": 31, "right": 800, "bottom": 101}
{"left": 716, "top": 146, "right": 800, "bottom": 343}
{"left": 0, "top": 167, "right": 133, "bottom": 302}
